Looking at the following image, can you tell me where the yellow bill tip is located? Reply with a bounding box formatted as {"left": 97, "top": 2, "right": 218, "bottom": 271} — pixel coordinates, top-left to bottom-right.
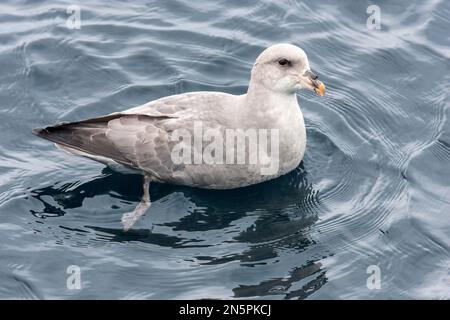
{"left": 314, "top": 81, "right": 326, "bottom": 97}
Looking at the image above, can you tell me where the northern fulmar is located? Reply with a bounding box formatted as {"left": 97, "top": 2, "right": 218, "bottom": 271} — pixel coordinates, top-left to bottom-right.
{"left": 33, "top": 43, "right": 326, "bottom": 230}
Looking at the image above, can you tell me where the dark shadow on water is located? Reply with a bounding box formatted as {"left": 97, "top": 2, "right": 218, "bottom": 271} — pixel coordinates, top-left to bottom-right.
{"left": 29, "top": 163, "right": 319, "bottom": 228}
{"left": 28, "top": 163, "right": 326, "bottom": 299}
{"left": 29, "top": 172, "right": 146, "bottom": 218}
{"left": 233, "top": 261, "right": 326, "bottom": 299}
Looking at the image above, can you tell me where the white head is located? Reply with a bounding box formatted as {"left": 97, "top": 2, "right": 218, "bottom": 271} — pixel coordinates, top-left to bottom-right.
{"left": 249, "top": 43, "right": 325, "bottom": 96}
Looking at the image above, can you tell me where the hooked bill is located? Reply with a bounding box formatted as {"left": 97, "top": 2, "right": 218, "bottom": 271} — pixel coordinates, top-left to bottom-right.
{"left": 314, "top": 81, "right": 326, "bottom": 97}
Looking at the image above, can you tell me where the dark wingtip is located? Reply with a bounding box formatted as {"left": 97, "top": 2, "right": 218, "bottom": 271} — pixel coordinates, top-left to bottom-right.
{"left": 32, "top": 127, "right": 48, "bottom": 136}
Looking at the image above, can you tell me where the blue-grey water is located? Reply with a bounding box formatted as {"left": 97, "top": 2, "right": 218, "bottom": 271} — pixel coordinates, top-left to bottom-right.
{"left": 1, "top": 0, "right": 449, "bottom": 299}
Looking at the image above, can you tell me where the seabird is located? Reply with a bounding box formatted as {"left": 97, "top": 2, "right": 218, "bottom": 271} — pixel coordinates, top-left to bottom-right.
{"left": 33, "top": 43, "right": 326, "bottom": 230}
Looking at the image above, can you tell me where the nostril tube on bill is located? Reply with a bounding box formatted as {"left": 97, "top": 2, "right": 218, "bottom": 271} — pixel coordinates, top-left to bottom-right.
{"left": 305, "top": 70, "right": 318, "bottom": 80}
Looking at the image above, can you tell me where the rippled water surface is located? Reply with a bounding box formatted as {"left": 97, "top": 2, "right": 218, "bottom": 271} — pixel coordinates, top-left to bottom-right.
{"left": 1, "top": 0, "right": 449, "bottom": 299}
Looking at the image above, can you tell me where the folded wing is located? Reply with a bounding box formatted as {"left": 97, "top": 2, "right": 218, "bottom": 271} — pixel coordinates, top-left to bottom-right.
{"left": 32, "top": 113, "right": 178, "bottom": 179}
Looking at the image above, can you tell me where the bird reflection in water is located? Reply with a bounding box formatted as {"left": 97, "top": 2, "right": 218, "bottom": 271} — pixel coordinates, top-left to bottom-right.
{"left": 28, "top": 163, "right": 326, "bottom": 299}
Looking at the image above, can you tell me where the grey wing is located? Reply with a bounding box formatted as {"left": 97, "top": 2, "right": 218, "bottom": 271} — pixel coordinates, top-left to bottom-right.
{"left": 33, "top": 91, "right": 239, "bottom": 184}
{"left": 32, "top": 113, "right": 181, "bottom": 180}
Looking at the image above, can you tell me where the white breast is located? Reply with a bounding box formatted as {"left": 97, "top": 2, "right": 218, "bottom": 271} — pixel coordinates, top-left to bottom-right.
{"left": 275, "top": 99, "right": 307, "bottom": 176}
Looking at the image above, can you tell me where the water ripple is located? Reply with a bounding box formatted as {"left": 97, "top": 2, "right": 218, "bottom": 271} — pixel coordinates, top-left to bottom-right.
{"left": 0, "top": 0, "right": 449, "bottom": 299}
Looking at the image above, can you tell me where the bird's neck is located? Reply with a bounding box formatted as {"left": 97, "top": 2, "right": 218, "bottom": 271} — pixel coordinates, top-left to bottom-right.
{"left": 246, "top": 83, "right": 299, "bottom": 111}
{"left": 244, "top": 83, "right": 301, "bottom": 128}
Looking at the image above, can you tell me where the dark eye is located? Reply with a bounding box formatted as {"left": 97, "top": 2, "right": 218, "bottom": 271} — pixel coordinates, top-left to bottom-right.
{"left": 278, "top": 58, "right": 290, "bottom": 66}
